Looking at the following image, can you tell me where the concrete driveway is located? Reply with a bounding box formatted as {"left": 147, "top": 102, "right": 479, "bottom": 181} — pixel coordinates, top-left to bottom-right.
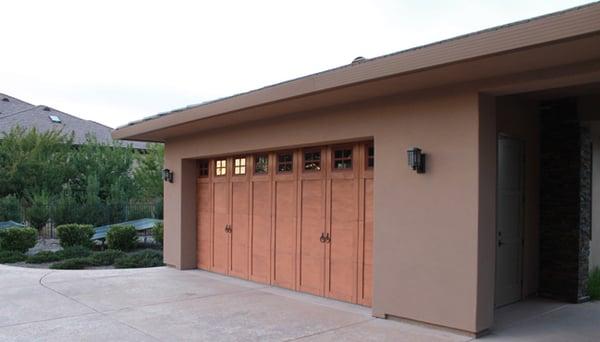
{"left": 0, "top": 264, "right": 598, "bottom": 341}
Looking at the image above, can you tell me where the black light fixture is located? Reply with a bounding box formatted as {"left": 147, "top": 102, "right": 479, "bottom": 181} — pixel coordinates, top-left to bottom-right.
{"left": 162, "top": 168, "right": 174, "bottom": 183}
{"left": 407, "top": 147, "right": 426, "bottom": 174}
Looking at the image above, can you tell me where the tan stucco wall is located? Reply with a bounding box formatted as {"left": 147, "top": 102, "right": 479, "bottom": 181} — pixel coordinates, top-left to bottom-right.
{"left": 496, "top": 96, "right": 541, "bottom": 297}
{"left": 161, "top": 86, "right": 490, "bottom": 333}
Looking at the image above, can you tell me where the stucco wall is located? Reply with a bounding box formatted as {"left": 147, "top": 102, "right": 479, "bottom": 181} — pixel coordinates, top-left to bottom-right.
{"left": 162, "top": 86, "right": 485, "bottom": 333}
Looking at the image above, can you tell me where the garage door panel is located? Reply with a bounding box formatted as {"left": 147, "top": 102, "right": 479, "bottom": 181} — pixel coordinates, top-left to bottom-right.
{"left": 299, "top": 178, "right": 325, "bottom": 295}
{"left": 251, "top": 181, "right": 271, "bottom": 283}
{"left": 363, "top": 179, "right": 374, "bottom": 305}
{"left": 327, "top": 178, "right": 358, "bottom": 302}
{"left": 230, "top": 181, "right": 250, "bottom": 278}
{"left": 273, "top": 181, "right": 296, "bottom": 289}
{"left": 196, "top": 182, "right": 212, "bottom": 270}
{"left": 212, "top": 182, "right": 229, "bottom": 273}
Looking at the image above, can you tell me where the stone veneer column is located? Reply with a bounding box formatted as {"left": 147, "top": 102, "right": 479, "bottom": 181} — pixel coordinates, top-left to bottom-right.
{"left": 539, "top": 98, "right": 590, "bottom": 303}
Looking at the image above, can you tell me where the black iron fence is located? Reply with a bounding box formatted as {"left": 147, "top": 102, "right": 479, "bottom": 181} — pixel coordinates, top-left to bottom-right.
{"left": 10, "top": 200, "right": 163, "bottom": 239}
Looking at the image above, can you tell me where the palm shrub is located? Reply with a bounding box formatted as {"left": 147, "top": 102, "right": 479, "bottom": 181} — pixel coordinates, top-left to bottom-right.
{"left": 0, "top": 227, "right": 37, "bottom": 252}
{"left": 152, "top": 222, "right": 164, "bottom": 246}
{"left": 107, "top": 225, "right": 137, "bottom": 251}
{"left": 56, "top": 224, "right": 94, "bottom": 248}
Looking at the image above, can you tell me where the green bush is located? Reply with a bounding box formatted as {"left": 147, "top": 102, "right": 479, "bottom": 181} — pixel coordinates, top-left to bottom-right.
{"left": 59, "top": 245, "right": 91, "bottom": 259}
{"left": 114, "top": 249, "right": 164, "bottom": 268}
{"left": 49, "top": 257, "right": 92, "bottom": 270}
{"left": 56, "top": 224, "right": 94, "bottom": 248}
{"left": 590, "top": 267, "right": 600, "bottom": 301}
{"left": 107, "top": 225, "right": 137, "bottom": 251}
{"left": 0, "top": 250, "right": 26, "bottom": 263}
{"left": 0, "top": 194, "right": 21, "bottom": 222}
{"left": 88, "top": 249, "right": 126, "bottom": 266}
{"left": 0, "top": 227, "right": 37, "bottom": 252}
{"left": 26, "top": 250, "right": 63, "bottom": 264}
{"left": 24, "top": 191, "right": 50, "bottom": 230}
{"left": 152, "top": 222, "right": 163, "bottom": 246}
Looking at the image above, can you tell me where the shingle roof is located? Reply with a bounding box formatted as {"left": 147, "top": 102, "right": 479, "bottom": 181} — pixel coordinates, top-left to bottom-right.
{"left": 0, "top": 93, "right": 35, "bottom": 117}
{"left": 0, "top": 93, "right": 146, "bottom": 149}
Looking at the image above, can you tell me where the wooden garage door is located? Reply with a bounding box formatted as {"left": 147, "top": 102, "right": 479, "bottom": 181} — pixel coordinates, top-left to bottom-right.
{"left": 196, "top": 141, "right": 373, "bottom": 306}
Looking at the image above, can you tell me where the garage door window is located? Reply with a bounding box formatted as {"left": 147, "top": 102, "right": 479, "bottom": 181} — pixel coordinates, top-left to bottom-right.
{"left": 254, "top": 155, "right": 269, "bottom": 175}
{"left": 199, "top": 160, "right": 209, "bottom": 177}
{"left": 333, "top": 147, "right": 352, "bottom": 170}
{"left": 234, "top": 158, "right": 246, "bottom": 175}
{"left": 216, "top": 159, "right": 227, "bottom": 176}
{"left": 304, "top": 150, "right": 321, "bottom": 171}
{"left": 366, "top": 145, "right": 374, "bottom": 169}
{"left": 277, "top": 152, "right": 293, "bottom": 173}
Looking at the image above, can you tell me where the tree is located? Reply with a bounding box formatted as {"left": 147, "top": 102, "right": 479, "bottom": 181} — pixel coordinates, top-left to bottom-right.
{"left": 0, "top": 127, "right": 74, "bottom": 197}
{"left": 133, "top": 143, "right": 164, "bottom": 200}
{"left": 24, "top": 191, "right": 50, "bottom": 230}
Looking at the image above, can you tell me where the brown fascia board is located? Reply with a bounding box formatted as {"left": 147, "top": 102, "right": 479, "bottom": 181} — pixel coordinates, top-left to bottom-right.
{"left": 112, "top": 2, "right": 600, "bottom": 142}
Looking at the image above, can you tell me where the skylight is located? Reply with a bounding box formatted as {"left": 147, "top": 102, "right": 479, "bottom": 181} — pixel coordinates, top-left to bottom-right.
{"left": 49, "top": 115, "right": 61, "bottom": 123}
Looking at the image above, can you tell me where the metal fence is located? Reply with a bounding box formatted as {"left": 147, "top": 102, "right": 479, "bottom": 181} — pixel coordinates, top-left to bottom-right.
{"left": 13, "top": 200, "right": 163, "bottom": 239}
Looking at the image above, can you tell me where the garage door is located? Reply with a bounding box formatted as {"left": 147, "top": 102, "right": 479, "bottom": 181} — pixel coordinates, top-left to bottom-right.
{"left": 196, "top": 141, "right": 373, "bottom": 306}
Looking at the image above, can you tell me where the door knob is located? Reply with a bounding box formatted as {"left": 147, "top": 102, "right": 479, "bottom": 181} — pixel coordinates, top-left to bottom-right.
{"left": 225, "top": 224, "right": 232, "bottom": 233}
{"left": 320, "top": 233, "right": 326, "bottom": 243}
{"left": 325, "top": 233, "right": 331, "bottom": 244}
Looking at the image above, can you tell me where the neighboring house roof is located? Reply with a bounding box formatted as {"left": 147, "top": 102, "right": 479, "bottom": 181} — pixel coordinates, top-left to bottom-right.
{"left": 0, "top": 221, "right": 25, "bottom": 230}
{"left": 0, "top": 94, "right": 35, "bottom": 117}
{"left": 92, "top": 218, "right": 162, "bottom": 241}
{"left": 0, "top": 93, "right": 146, "bottom": 149}
{"left": 112, "top": 2, "right": 600, "bottom": 142}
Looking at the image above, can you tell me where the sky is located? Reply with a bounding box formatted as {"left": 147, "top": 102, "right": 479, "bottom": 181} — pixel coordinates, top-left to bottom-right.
{"left": 0, "top": 0, "right": 594, "bottom": 128}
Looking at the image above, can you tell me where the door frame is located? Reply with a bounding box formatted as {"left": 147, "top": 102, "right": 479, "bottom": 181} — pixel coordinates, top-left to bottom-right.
{"left": 495, "top": 133, "right": 526, "bottom": 308}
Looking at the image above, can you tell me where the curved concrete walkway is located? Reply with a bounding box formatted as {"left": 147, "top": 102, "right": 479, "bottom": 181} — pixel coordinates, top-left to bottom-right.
{"left": 2, "top": 264, "right": 598, "bottom": 341}
{"left": 0, "top": 264, "right": 469, "bottom": 341}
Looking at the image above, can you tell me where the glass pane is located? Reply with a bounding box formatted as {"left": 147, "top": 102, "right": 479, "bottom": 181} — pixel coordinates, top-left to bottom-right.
{"left": 255, "top": 155, "right": 268, "bottom": 174}
{"left": 278, "top": 162, "right": 292, "bottom": 173}
{"left": 278, "top": 153, "right": 292, "bottom": 163}
{"left": 335, "top": 160, "right": 352, "bottom": 170}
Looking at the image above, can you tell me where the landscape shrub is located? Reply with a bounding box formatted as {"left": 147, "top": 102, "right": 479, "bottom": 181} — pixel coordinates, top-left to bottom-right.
{"left": 0, "top": 250, "right": 26, "bottom": 263}
{"left": 24, "top": 191, "right": 50, "bottom": 230}
{"left": 114, "top": 249, "right": 164, "bottom": 268}
{"left": 152, "top": 222, "right": 164, "bottom": 246}
{"left": 107, "top": 225, "right": 137, "bottom": 251}
{"left": 88, "top": 249, "right": 126, "bottom": 266}
{"left": 26, "top": 251, "right": 63, "bottom": 264}
{"left": 56, "top": 224, "right": 94, "bottom": 248}
{"left": 0, "top": 194, "right": 21, "bottom": 222}
{"left": 59, "top": 245, "right": 92, "bottom": 259}
{"left": 49, "top": 257, "right": 92, "bottom": 270}
{"left": 590, "top": 267, "right": 600, "bottom": 300}
{"left": 0, "top": 227, "right": 37, "bottom": 252}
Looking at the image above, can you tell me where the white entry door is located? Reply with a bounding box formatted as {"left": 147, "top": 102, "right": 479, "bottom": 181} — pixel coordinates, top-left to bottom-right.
{"left": 495, "top": 136, "right": 524, "bottom": 308}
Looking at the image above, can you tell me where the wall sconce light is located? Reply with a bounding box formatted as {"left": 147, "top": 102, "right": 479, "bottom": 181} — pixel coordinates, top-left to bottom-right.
{"left": 407, "top": 147, "right": 426, "bottom": 174}
{"left": 162, "top": 168, "right": 174, "bottom": 183}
